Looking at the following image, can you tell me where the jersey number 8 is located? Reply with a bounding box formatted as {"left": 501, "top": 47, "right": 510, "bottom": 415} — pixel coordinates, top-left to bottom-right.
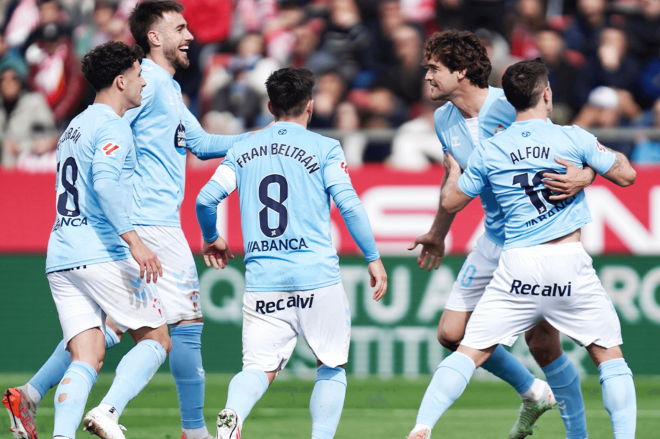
{"left": 56, "top": 157, "right": 81, "bottom": 217}
{"left": 259, "top": 174, "right": 288, "bottom": 238}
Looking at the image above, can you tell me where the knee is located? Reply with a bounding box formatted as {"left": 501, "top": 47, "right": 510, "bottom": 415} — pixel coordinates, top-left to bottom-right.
{"left": 526, "top": 331, "right": 561, "bottom": 367}
{"left": 437, "top": 327, "right": 462, "bottom": 352}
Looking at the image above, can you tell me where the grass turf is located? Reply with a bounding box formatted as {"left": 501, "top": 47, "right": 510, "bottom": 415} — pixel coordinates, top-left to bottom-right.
{"left": 1, "top": 373, "right": 659, "bottom": 438}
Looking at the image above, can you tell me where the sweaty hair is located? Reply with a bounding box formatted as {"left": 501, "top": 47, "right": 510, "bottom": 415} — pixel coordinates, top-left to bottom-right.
{"left": 128, "top": 0, "right": 185, "bottom": 56}
{"left": 501, "top": 58, "right": 549, "bottom": 111}
{"left": 265, "top": 67, "right": 315, "bottom": 119}
{"left": 81, "top": 41, "right": 144, "bottom": 92}
{"left": 424, "top": 30, "right": 491, "bottom": 89}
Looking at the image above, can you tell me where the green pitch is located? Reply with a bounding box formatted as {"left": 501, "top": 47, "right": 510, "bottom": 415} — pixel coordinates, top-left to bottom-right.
{"left": 1, "top": 374, "right": 659, "bottom": 438}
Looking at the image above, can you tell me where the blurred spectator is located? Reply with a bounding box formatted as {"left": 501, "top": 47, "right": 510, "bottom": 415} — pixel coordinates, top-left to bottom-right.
{"left": 387, "top": 80, "right": 443, "bottom": 170}
{"left": 24, "top": 22, "right": 86, "bottom": 125}
{"left": 230, "top": 0, "right": 278, "bottom": 41}
{"left": 0, "top": 33, "right": 26, "bottom": 77}
{"left": 208, "top": 33, "right": 278, "bottom": 129}
{"left": 180, "top": 0, "right": 232, "bottom": 45}
{"left": 262, "top": 2, "right": 304, "bottom": 66}
{"left": 367, "top": 0, "right": 403, "bottom": 74}
{"left": 436, "top": 0, "right": 467, "bottom": 32}
{"left": 73, "top": 0, "right": 118, "bottom": 57}
{"left": 463, "top": 0, "right": 507, "bottom": 37}
{"left": 3, "top": 0, "right": 40, "bottom": 48}
{"left": 475, "top": 27, "right": 511, "bottom": 86}
{"left": 573, "top": 27, "right": 642, "bottom": 128}
{"left": 563, "top": 0, "right": 609, "bottom": 56}
{"left": 375, "top": 23, "right": 426, "bottom": 107}
{"left": 290, "top": 18, "right": 339, "bottom": 77}
{"left": 625, "top": 0, "right": 660, "bottom": 62}
{"left": 631, "top": 97, "right": 660, "bottom": 163}
{"left": 310, "top": 69, "right": 347, "bottom": 128}
{"left": 0, "top": 66, "right": 57, "bottom": 169}
{"left": 509, "top": 0, "right": 545, "bottom": 60}
{"left": 536, "top": 27, "right": 580, "bottom": 123}
{"left": 318, "top": 0, "right": 375, "bottom": 85}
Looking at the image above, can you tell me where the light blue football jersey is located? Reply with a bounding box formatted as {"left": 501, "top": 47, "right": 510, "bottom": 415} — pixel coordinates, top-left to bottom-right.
{"left": 435, "top": 86, "right": 516, "bottom": 246}
{"left": 46, "top": 104, "right": 135, "bottom": 272}
{"left": 124, "top": 58, "right": 248, "bottom": 227}
{"left": 458, "top": 119, "right": 616, "bottom": 250}
{"left": 212, "top": 121, "right": 353, "bottom": 292}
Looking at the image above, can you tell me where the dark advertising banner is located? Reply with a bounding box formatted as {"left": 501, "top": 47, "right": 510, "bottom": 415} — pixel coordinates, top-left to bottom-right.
{"left": 2, "top": 255, "right": 659, "bottom": 376}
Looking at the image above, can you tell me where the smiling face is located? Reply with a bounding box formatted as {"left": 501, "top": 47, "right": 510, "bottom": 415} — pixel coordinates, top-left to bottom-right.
{"left": 424, "top": 57, "right": 462, "bottom": 101}
{"left": 157, "top": 11, "right": 193, "bottom": 70}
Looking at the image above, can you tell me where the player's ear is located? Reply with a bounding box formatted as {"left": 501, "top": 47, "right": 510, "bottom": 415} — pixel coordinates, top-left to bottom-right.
{"left": 147, "top": 29, "right": 161, "bottom": 49}
{"left": 306, "top": 99, "right": 314, "bottom": 115}
{"left": 267, "top": 101, "right": 275, "bottom": 116}
{"left": 456, "top": 69, "right": 467, "bottom": 80}
{"left": 116, "top": 74, "right": 126, "bottom": 92}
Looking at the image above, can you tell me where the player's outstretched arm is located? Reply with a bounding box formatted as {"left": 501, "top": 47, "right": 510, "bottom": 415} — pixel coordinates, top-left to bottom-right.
{"left": 408, "top": 154, "right": 456, "bottom": 271}
{"left": 368, "top": 258, "right": 388, "bottom": 301}
{"left": 184, "top": 107, "right": 251, "bottom": 160}
{"left": 543, "top": 158, "right": 597, "bottom": 200}
{"left": 440, "top": 152, "right": 475, "bottom": 214}
{"left": 601, "top": 147, "right": 636, "bottom": 187}
{"left": 121, "top": 230, "right": 163, "bottom": 283}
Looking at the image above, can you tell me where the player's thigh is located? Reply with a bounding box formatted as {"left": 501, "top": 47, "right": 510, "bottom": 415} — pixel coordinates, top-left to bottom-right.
{"left": 242, "top": 291, "right": 298, "bottom": 373}
{"left": 525, "top": 321, "right": 562, "bottom": 367}
{"left": 538, "top": 244, "right": 623, "bottom": 350}
{"left": 69, "top": 259, "right": 167, "bottom": 336}
{"left": 135, "top": 225, "right": 202, "bottom": 324}
{"left": 461, "top": 253, "right": 543, "bottom": 350}
{"left": 445, "top": 234, "right": 501, "bottom": 313}
{"left": 48, "top": 269, "right": 106, "bottom": 348}
{"left": 298, "top": 283, "right": 351, "bottom": 369}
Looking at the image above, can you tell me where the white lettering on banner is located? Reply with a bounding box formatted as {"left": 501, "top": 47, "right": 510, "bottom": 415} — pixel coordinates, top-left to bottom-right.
{"left": 640, "top": 268, "right": 660, "bottom": 323}
{"left": 360, "top": 186, "right": 453, "bottom": 254}
{"left": 416, "top": 266, "right": 455, "bottom": 323}
{"left": 583, "top": 186, "right": 660, "bottom": 254}
{"left": 600, "top": 266, "right": 640, "bottom": 322}
{"left": 363, "top": 267, "right": 410, "bottom": 324}
{"left": 198, "top": 265, "right": 244, "bottom": 324}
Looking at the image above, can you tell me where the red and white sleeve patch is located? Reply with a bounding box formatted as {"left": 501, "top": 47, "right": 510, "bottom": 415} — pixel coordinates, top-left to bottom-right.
{"left": 103, "top": 142, "right": 121, "bottom": 156}
{"left": 340, "top": 161, "right": 349, "bottom": 176}
{"left": 596, "top": 141, "right": 606, "bottom": 153}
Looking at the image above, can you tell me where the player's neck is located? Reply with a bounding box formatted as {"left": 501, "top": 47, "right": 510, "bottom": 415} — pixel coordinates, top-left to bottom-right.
{"left": 147, "top": 52, "right": 175, "bottom": 76}
{"left": 452, "top": 85, "right": 489, "bottom": 119}
{"left": 275, "top": 115, "right": 309, "bottom": 129}
{"left": 93, "top": 91, "right": 128, "bottom": 117}
{"left": 514, "top": 106, "right": 549, "bottom": 123}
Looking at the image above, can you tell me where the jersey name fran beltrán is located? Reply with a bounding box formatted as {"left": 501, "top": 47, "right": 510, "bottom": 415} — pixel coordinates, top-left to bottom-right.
{"left": 235, "top": 143, "right": 321, "bottom": 174}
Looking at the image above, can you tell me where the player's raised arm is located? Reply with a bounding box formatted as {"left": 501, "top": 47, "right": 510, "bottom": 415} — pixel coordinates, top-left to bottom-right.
{"left": 183, "top": 106, "right": 251, "bottom": 160}
{"left": 574, "top": 128, "right": 637, "bottom": 187}
{"left": 441, "top": 151, "right": 477, "bottom": 214}
{"left": 195, "top": 158, "right": 238, "bottom": 269}
{"left": 543, "top": 159, "right": 597, "bottom": 201}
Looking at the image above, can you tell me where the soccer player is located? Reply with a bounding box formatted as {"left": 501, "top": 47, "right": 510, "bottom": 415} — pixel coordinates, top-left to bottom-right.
{"left": 409, "top": 57, "right": 637, "bottom": 439}
{"left": 407, "top": 30, "right": 595, "bottom": 439}
{"left": 4, "top": 2, "right": 253, "bottom": 439}
{"left": 195, "top": 67, "right": 388, "bottom": 439}
{"left": 42, "top": 41, "right": 170, "bottom": 439}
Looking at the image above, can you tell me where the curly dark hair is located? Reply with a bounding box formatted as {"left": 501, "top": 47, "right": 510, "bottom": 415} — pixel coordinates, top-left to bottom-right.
{"left": 424, "top": 30, "right": 491, "bottom": 89}
{"left": 81, "top": 41, "right": 144, "bottom": 92}
{"left": 502, "top": 58, "right": 549, "bottom": 111}
{"left": 129, "top": 0, "right": 185, "bottom": 56}
{"left": 266, "top": 67, "right": 315, "bottom": 119}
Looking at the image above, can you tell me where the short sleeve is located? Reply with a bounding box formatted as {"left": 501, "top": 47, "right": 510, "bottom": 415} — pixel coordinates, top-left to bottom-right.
{"left": 576, "top": 126, "right": 616, "bottom": 175}
{"left": 210, "top": 148, "right": 238, "bottom": 194}
{"left": 433, "top": 108, "right": 449, "bottom": 154}
{"left": 458, "top": 143, "right": 488, "bottom": 198}
{"left": 92, "top": 118, "right": 134, "bottom": 180}
{"left": 322, "top": 142, "right": 351, "bottom": 189}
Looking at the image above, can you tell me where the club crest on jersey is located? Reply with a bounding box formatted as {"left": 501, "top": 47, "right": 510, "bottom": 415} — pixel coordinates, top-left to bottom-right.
{"left": 596, "top": 141, "right": 606, "bottom": 153}
{"left": 451, "top": 136, "right": 460, "bottom": 147}
{"left": 174, "top": 122, "right": 186, "bottom": 155}
{"left": 340, "top": 161, "right": 349, "bottom": 175}
{"left": 102, "top": 142, "right": 121, "bottom": 156}
{"left": 494, "top": 124, "right": 505, "bottom": 134}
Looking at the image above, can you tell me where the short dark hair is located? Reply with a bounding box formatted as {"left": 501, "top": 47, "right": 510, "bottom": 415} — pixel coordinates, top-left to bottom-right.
{"left": 424, "top": 30, "right": 491, "bottom": 89}
{"left": 501, "top": 58, "right": 549, "bottom": 111}
{"left": 128, "top": 0, "right": 184, "bottom": 56}
{"left": 82, "top": 41, "right": 144, "bottom": 92}
{"left": 265, "top": 67, "right": 315, "bottom": 119}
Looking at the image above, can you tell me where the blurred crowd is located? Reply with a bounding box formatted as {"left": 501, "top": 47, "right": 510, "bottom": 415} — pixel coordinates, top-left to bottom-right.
{"left": 1, "top": 0, "right": 659, "bottom": 172}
